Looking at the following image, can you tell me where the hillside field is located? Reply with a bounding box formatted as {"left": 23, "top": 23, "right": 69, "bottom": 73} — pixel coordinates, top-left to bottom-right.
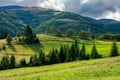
{"left": 0, "top": 56, "right": 120, "bottom": 80}
{"left": 0, "top": 34, "right": 119, "bottom": 62}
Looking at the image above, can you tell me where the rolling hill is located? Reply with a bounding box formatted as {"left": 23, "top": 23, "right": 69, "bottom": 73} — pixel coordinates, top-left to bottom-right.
{"left": 0, "top": 5, "right": 120, "bottom": 36}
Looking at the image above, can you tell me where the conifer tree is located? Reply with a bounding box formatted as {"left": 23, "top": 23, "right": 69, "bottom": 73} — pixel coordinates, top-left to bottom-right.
{"left": 70, "top": 40, "right": 79, "bottom": 61}
{"left": 48, "top": 49, "right": 59, "bottom": 64}
{"left": 62, "top": 45, "right": 70, "bottom": 62}
{"left": 10, "top": 55, "right": 16, "bottom": 68}
{"left": 59, "top": 45, "right": 66, "bottom": 63}
{"left": 6, "top": 34, "right": 12, "bottom": 45}
{"left": 0, "top": 56, "right": 9, "bottom": 70}
{"left": 24, "top": 25, "right": 34, "bottom": 44}
{"left": 79, "top": 44, "right": 86, "bottom": 60}
{"left": 29, "top": 55, "right": 33, "bottom": 66}
{"left": 90, "top": 44, "right": 100, "bottom": 59}
{"left": 38, "top": 50, "right": 46, "bottom": 65}
{"left": 29, "top": 55, "right": 41, "bottom": 66}
{"left": 20, "top": 58, "right": 27, "bottom": 67}
{"left": 86, "top": 53, "right": 90, "bottom": 60}
{"left": 110, "top": 41, "right": 119, "bottom": 57}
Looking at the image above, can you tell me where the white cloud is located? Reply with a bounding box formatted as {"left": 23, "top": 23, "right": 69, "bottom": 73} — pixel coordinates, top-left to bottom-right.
{"left": 39, "top": 0, "right": 65, "bottom": 11}
{"left": 99, "top": 8, "right": 120, "bottom": 21}
{"left": 105, "top": 11, "right": 120, "bottom": 21}
{"left": 14, "top": 0, "right": 23, "bottom": 2}
{"left": 81, "top": 0, "right": 90, "bottom": 4}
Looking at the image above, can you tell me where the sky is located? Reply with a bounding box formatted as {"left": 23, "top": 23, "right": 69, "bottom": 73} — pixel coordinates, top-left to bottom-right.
{"left": 0, "top": 0, "right": 120, "bottom": 21}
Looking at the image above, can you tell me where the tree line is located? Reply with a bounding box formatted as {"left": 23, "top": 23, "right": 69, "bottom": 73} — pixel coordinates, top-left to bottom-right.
{"left": 0, "top": 40, "right": 118, "bottom": 70}
{"left": 46, "top": 26, "right": 120, "bottom": 41}
{"left": 96, "top": 33, "right": 120, "bottom": 41}
{"left": 4, "top": 26, "right": 120, "bottom": 43}
{"left": 45, "top": 26, "right": 92, "bottom": 40}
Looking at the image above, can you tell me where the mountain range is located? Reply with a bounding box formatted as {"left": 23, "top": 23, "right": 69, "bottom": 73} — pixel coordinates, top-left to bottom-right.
{"left": 0, "top": 5, "right": 120, "bottom": 36}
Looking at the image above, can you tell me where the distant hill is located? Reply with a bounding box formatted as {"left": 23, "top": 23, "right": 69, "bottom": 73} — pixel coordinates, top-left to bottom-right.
{"left": 0, "top": 5, "right": 25, "bottom": 10}
{"left": 0, "top": 5, "right": 120, "bottom": 36}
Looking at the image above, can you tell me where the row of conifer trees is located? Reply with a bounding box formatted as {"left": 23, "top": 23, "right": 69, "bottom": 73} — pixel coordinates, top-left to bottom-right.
{"left": 0, "top": 40, "right": 118, "bottom": 70}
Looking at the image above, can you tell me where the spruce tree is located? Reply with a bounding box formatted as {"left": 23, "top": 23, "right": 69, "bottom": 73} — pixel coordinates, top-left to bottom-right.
{"left": 70, "top": 40, "right": 79, "bottom": 61}
{"left": 0, "top": 56, "right": 9, "bottom": 70}
{"left": 48, "top": 49, "right": 59, "bottom": 64}
{"left": 86, "top": 53, "right": 90, "bottom": 60}
{"left": 29, "top": 55, "right": 41, "bottom": 66}
{"left": 24, "top": 25, "right": 34, "bottom": 44}
{"left": 79, "top": 44, "right": 86, "bottom": 60}
{"left": 59, "top": 45, "right": 66, "bottom": 63}
{"left": 10, "top": 55, "right": 16, "bottom": 68}
{"left": 62, "top": 45, "right": 70, "bottom": 62}
{"left": 90, "top": 44, "right": 99, "bottom": 59}
{"left": 20, "top": 58, "right": 27, "bottom": 67}
{"left": 38, "top": 50, "right": 46, "bottom": 65}
{"left": 6, "top": 34, "right": 12, "bottom": 45}
{"left": 24, "top": 25, "right": 39, "bottom": 44}
{"left": 29, "top": 55, "right": 33, "bottom": 66}
{"left": 110, "top": 41, "right": 119, "bottom": 57}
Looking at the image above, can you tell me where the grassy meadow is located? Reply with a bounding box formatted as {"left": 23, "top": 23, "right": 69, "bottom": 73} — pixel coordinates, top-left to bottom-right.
{"left": 0, "top": 34, "right": 119, "bottom": 54}
{"left": 0, "top": 56, "right": 120, "bottom": 80}
{"left": 0, "top": 34, "right": 120, "bottom": 62}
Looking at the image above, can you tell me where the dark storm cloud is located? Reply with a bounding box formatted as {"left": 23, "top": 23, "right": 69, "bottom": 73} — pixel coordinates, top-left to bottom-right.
{"left": 0, "top": 0, "right": 120, "bottom": 20}
{"left": 79, "top": 0, "right": 120, "bottom": 18}
{"left": 39, "top": 0, "right": 120, "bottom": 20}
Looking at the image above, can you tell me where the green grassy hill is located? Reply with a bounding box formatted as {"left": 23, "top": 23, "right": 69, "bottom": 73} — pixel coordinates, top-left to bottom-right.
{"left": 0, "top": 56, "right": 120, "bottom": 80}
{"left": 0, "top": 34, "right": 120, "bottom": 62}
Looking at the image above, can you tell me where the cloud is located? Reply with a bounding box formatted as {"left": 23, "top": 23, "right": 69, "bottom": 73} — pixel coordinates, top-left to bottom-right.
{"left": 0, "top": 0, "right": 120, "bottom": 21}
{"left": 99, "top": 8, "right": 120, "bottom": 21}
{"left": 39, "top": 0, "right": 65, "bottom": 11}
{"left": 14, "top": 0, "right": 23, "bottom": 2}
{"left": 81, "top": 0, "right": 90, "bottom": 4}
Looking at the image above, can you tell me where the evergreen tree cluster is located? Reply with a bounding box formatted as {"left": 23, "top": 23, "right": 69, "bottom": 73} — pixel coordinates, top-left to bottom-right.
{"left": 24, "top": 25, "right": 39, "bottom": 44}
{"left": 0, "top": 55, "right": 16, "bottom": 70}
{"left": 16, "top": 25, "right": 39, "bottom": 44}
{"left": 0, "top": 41, "right": 119, "bottom": 71}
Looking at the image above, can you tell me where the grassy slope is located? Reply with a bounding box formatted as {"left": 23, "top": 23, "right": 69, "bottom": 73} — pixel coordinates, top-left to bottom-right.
{"left": 0, "top": 34, "right": 120, "bottom": 61}
{"left": 0, "top": 34, "right": 120, "bottom": 54}
{"left": 0, "top": 56, "right": 120, "bottom": 80}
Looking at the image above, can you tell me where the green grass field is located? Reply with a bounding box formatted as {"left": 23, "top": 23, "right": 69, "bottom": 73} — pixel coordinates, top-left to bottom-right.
{"left": 0, "top": 34, "right": 119, "bottom": 55}
{"left": 0, "top": 34, "right": 120, "bottom": 62}
{"left": 0, "top": 56, "right": 120, "bottom": 80}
